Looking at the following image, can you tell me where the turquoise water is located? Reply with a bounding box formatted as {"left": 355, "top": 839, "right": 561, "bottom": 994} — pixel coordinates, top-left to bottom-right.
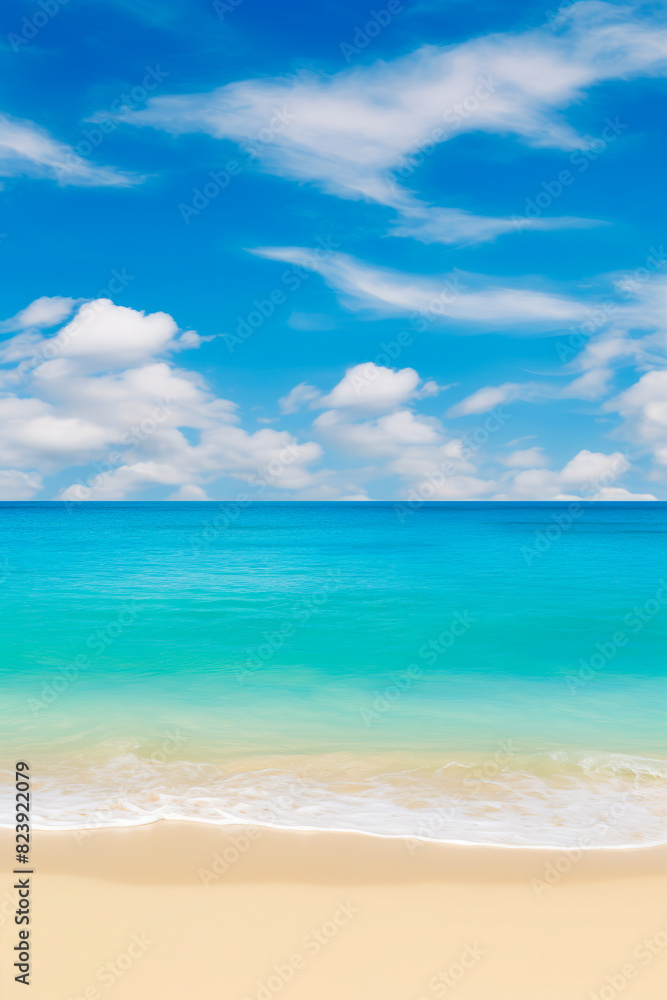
{"left": 1, "top": 501, "right": 666, "bottom": 846}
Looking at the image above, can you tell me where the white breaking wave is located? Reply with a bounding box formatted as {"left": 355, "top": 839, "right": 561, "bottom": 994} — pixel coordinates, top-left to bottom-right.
{"left": 2, "top": 748, "right": 667, "bottom": 848}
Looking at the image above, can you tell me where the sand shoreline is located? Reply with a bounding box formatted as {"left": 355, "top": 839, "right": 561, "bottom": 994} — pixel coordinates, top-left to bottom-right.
{"left": 2, "top": 822, "right": 667, "bottom": 999}
{"left": 11, "top": 818, "right": 667, "bottom": 851}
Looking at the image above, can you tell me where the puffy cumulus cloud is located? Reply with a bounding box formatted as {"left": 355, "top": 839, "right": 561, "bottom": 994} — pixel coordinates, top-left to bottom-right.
{"left": 494, "top": 449, "right": 636, "bottom": 500}
{"left": 279, "top": 364, "right": 445, "bottom": 425}
{"left": 396, "top": 444, "right": 651, "bottom": 503}
{"left": 299, "top": 364, "right": 661, "bottom": 501}
{"left": 0, "top": 297, "right": 324, "bottom": 500}
{"left": 308, "top": 364, "right": 505, "bottom": 501}
{"left": 405, "top": 473, "right": 499, "bottom": 501}
{"left": 118, "top": 2, "right": 667, "bottom": 242}
{"left": 606, "top": 370, "right": 667, "bottom": 467}
{"left": 559, "top": 449, "right": 628, "bottom": 486}
{"left": 254, "top": 249, "right": 586, "bottom": 330}
{"left": 0, "top": 396, "right": 115, "bottom": 470}
{"left": 59, "top": 461, "right": 188, "bottom": 501}
{"left": 314, "top": 408, "right": 442, "bottom": 458}
{"left": 590, "top": 486, "right": 657, "bottom": 500}
{"left": 52, "top": 414, "right": 323, "bottom": 502}
{"left": 0, "top": 112, "right": 138, "bottom": 187}
{"left": 191, "top": 426, "right": 322, "bottom": 489}
{"left": 0, "top": 299, "right": 184, "bottom": 376}
{"left": 1, "top": 300, "right": 662, "bottom": 500}
{"left": 53, "top": 408, "right": 324, "bottom": 501}
{"left": 317, "top": 363, "right": 424, "bottom": 414}
{"left": 53, "top": 304, "right": 179, "bottom": 367}
{"left": 318, "top": 409, "right": 496, "bottom": 500}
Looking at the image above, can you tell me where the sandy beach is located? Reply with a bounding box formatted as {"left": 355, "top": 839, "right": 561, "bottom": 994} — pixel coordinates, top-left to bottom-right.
{"left": 2, "top": 823, "right": 667, "bottom": 1000}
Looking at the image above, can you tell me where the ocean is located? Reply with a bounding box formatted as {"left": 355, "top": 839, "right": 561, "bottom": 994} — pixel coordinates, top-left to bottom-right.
{"left": 1, "top": 501, "right": 666, "bottom": 847}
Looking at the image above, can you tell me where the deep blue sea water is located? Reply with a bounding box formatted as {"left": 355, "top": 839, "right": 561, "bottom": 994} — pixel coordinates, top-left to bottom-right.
{"left": 1, "top": 501, "right": 666, "bottom": 846}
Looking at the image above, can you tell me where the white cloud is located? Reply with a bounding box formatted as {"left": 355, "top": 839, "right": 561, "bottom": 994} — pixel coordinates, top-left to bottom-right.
{"left": 555, "top": 268, "right": 667, "bottom": 378}
{"left": 391, "top": 206, "right": 604, "bottom": 246}
{"left": 277, "top": 363, "right": 664, "bottom": 500}
{"left": 173, "top": 330, "right": 218, "bottom": 351}
{"left": 0, "top": 296, "right": 78, "bottom": 333}
{"left": 0, "top": 299, "right": 185, "bottom": 379}
{"left": 0, "top": 401, "right": 111, "bottom": 470}
{"left": 0, "top": 297, "right": 324, "bottom": 500}
{"left": 406, "top": 473, "right": 498, "bottom": 501}
{"left": 448, "top": 383, "right": 543, "bottom": 416}
{"left": 562, "top": 366, "right": 615, "bottom": 400}
{"left": 606, "top": 369, "right": 667, "bottom": 467}
{"left": 58, "top": 461, "right": 188, "bottom": 501}
{"left": 119, "top": 3, "right": 667, "bottom": 242}
{"left": 254, "top": 248, "right": 587, "bottom": 329}
{"left": 559, "top": 448, "right": 628, "bottom": 486}
{"left": 415, "top": 379, "right": 452, "bottom": 399}
{"left": 501, "top": 447, "right": 548, "bottom": 468}
{"left": 437, "top": 268, "right": 667, "bottom": 427}
{"left": 0, "top": 469, "right": 42, "bottom": 500}
{"left": 42, "top": 300, "right": 180, "bottom": 369}
{"left": 314, "top": 407, "right": 442, "bottom": 458}
{"left": 168, "top": 484, "right": 210, "bottom": 500}
{"left": 308, "top": 364, "right": 492, "bottom": 499}
{"left": 590, "top": 486, "right": 657, "bottom": 500}
{"left": 279, "top": 382, "right": 321, "bottom": 414}
{"left": 0, "top": 112, "right": 139, "bottom": 187}
{"left": 279, "top": 365, "right": 447, "bottom": 428}
{"left": 496, "top": 449, "right": 633, "bottom": 500}
{"left": 0, "top": 301, "right": 661, "bottom": 500}
{"left": 317, "top": 363, "right": 422, "bottom": 413}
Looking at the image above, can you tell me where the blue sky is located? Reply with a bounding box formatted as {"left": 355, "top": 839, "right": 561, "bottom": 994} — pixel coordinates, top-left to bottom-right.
{"left": 1, "top": 0, "right": 666, "bottom": 500}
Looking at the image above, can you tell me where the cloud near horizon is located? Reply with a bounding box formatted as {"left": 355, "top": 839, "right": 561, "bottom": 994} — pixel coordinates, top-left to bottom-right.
{"left": 0, "top": 296, "right": 659, "bottom": 502}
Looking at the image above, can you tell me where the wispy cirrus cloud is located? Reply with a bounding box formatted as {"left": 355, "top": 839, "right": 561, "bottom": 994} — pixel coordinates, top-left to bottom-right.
{"left": 114, "top": 2, "right": 667, "bottom": 242}
{"left": 447, "top": 383, "right": 547, "bottom": 416}
{"left": 0, "top": 296, "right": 79, "bottom": 333}
{"left": 252, "top": 246, "right": 588, "bottom": 329}
{"left": 0, "top": 112, "right": 139, "bottom": 187}
{"left": 389, "top": 205, "right": 604, "bottom": 246}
